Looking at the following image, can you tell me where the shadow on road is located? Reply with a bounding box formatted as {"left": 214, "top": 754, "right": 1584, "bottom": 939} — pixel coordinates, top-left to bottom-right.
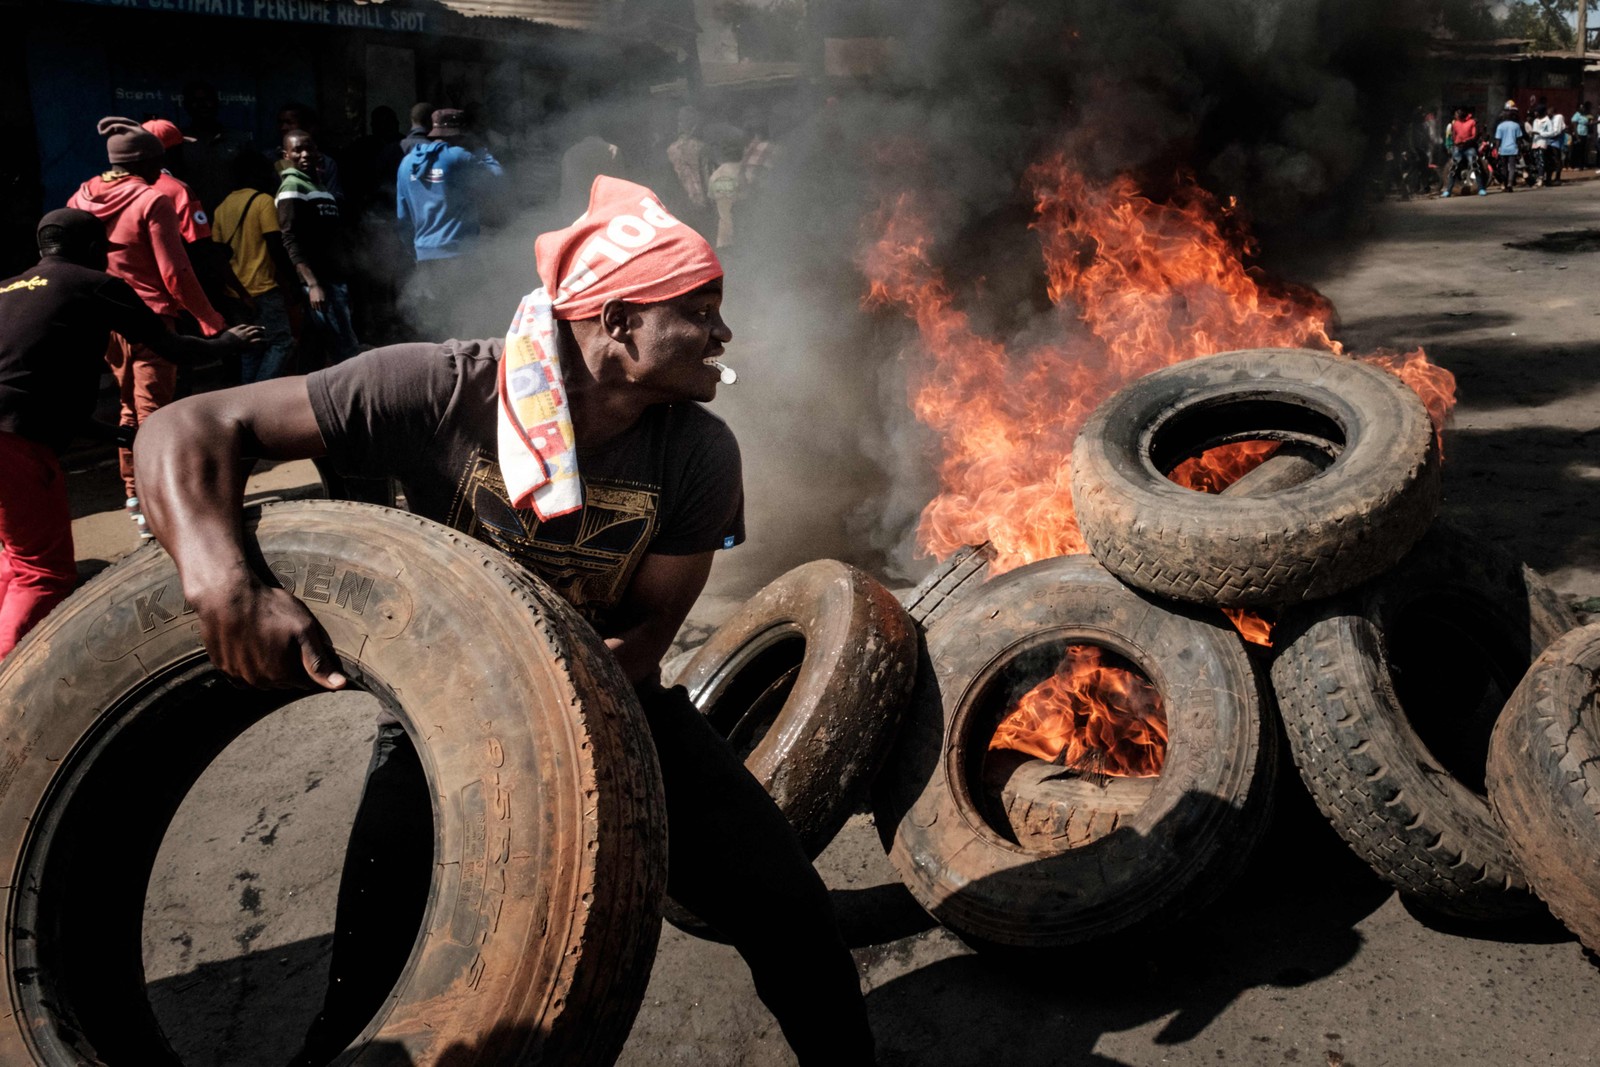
{"left": 1335, "top": 309, "right": 1518, "bottom": 346}
{"left": 147, "top": 933, "right": 332, "bottom": 1067}
{"left": 1442, "top": 423, "right": 1600, "bottom": 580}
{"left": 848, "top": 754, "right": 1392, "bottom": 1066}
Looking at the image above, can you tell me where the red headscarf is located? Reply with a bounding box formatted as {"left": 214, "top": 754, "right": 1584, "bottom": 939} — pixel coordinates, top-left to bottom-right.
{"left": 534, "top": 176, "right": 722, "bottom": 321}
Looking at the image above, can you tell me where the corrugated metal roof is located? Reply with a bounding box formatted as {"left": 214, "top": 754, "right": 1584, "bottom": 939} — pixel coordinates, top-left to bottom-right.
{"left": 432, "top": 0, "right": 624, "bottom": 31}
{"left": 651, "top": 59, "right": 803, "bottom": 94}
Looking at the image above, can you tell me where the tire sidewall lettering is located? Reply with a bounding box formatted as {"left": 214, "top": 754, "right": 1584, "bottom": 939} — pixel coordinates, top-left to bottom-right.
{"left": 83, "top": 555, "right": 410, "bottom": 664}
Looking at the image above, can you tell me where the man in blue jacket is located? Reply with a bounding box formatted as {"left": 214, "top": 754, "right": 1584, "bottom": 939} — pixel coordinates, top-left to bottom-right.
{"left": 396, "top": 108, "right": 503, "bottom": 338}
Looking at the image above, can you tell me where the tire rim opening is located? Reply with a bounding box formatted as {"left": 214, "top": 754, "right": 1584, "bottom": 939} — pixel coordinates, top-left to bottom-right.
{"left": 970, "top": 642, "right": 1167, "bottom": 852}
{"left": 1150, "top": 394, "right": 1346, "bottom": 490}
{"left": 1387, "top": 592, "right": 1528, "bottom": 795}
{"left": 12, "top": 660, "right": 433, "bottom": 1066}
{"left": 701, "top": 633, "right": 806, "bottom": 761}
{"left": 1168, "top": 439, "right": 1284, "bottom": 493}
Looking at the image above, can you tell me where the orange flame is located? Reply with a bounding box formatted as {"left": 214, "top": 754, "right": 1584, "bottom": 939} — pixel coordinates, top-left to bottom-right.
{"left": 863, "top": 153, "right": 1458, "bottom": 573}
{"left": 988, "top": 645, "right": 1168, "bottom": 778}
{"left": 1222, "top": 608, "right": 1275, "bottom": 648}
{"left": 866, "top": 152, "right": 1457, "bottom": 768}
{"left": 1167, "top": 440, "right": 1283, "bottom": 495}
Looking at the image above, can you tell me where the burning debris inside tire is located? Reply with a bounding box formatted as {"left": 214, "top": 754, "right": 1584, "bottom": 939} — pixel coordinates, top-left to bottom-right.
{"left": 987, "top": 643, "right": 1167, "bottom": 780}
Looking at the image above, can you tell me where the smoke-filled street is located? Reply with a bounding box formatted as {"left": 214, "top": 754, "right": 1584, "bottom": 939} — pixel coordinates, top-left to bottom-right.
{"left": 8, "top": 1, "right": 1600, "bottom": 1065}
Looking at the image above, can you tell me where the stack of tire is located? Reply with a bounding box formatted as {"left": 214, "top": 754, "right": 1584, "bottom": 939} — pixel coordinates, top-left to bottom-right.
{"left": 678, "top": 347, "right": 1597, "bottom": 957}
{"left": 875, "top": 347, "right": 1595, "bottom": 952}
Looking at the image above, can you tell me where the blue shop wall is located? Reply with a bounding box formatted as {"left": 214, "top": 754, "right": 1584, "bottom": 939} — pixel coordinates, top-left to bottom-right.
{"left": 29, "top": 26, "right": 313, "bottom": 208}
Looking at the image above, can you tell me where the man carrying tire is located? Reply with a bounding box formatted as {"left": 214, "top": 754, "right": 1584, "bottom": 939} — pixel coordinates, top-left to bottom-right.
{"left": 135, "top": 177, "right": 874, "bottom": 1065}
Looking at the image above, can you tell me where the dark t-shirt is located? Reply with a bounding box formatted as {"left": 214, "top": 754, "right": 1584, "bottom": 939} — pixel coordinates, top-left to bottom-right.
{"left": 307, "top": 340, "right": 745, "bottom": 631}
{"left": 0, "top": 257, "right": 165, "bottom": 450}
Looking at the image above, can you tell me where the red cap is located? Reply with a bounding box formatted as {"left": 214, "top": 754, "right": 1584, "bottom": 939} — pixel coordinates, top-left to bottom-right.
{"left": 535, "top": 177, "right": 722, "bottom": 321}
{"left": 141, "top": 119, "right": 195, "bottom": 150}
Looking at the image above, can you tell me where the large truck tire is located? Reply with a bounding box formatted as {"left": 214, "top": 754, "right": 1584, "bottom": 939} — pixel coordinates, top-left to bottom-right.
{"left": 1070, "top": 348, "right": 1441, "bottom": 608}
{"left": 873, "top": 554, "right": 1276, "bottom": 948}
{"left": 1270, "top": 523, "right": 1574, "bottom": 921}
{"left": 0, "top": 501, "right": 666, "bottom": 1066}
{"left": 1488, "top": 622, "right": 1600, "bottom": 952}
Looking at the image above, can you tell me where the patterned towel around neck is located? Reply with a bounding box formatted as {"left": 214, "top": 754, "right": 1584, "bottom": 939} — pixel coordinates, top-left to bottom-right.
{"left": 497, "top": 287, "right": 582, "bottom": 520}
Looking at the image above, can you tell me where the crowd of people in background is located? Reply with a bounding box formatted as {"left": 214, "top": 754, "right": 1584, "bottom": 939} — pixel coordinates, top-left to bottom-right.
{"left": 0, "top": 80, "right": 789, "bottom": 661}
{"left": 93, "top": 81, "right": 779, "bottom": 430}
{"left": 1386, "top": 95, "right": 1599, "bottom": 199}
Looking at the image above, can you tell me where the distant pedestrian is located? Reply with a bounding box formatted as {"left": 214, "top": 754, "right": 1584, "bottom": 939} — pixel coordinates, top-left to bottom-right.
{"left": 1529, "top": 105, "right": 1557, "bottom": 186}
{"left": 275, "top": 102, "right": 344, "bottom": 202}
{"left": 277, "top": 130, "right": 360, "bottom": 366}
{"left": 144, "top": 117, "right": 254, "bottom": 336}
{"left": 177, "top": 80, "right": 253, "bottom": 217}
{"left": 1441, "top": 107, "right": 1484, "bottom": 197}
{"left": 1547, "top": 107, "right": 1567, "bottom": 185}
{"left": 140, "top": 119, "right": 210, "bottom": 240}
{"left": 214, "top": 153, "right": 298, "bottom": 382}
{"left": 1572, "top": 102, "right": 1594, "bottom": 169}
{"left": 0, "top": 209, "right": 258, "bottom": 656}
{"left": 708, "top": 144, "right": 743, "bottom": 248}
{"left": 667, "top": 106, "right": 714, "bottom": 231}
{"left": 560, "top": 130, "right": 620, "bottom": 219}
{"left": 399, "top": 101, "right": 433, "bottom": 155}
{"left": 740, "top": 112, "right": 777, "bottom": 197}
{"left": 1494, "top": 107, "right": 1523, "bottom": 192}
{"left": 66, "top": 117, "right": 227, "bottom": 531}
{"left": 1418, "top": 107, "right": 1442, "bottom": 172}
{"left": 346, "top": 106, "right": 404, "bottom": 210}
{"left": 396, "top": 108, "right": 503, "bottom": 338}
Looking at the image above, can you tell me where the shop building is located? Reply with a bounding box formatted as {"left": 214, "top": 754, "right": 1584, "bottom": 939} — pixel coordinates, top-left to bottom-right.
{"left": 3, "top": 0, "right": 686, "bottom": 272}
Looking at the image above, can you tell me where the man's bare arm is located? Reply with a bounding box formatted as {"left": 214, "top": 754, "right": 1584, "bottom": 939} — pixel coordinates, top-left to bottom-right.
{"left": 142, "top": 323, "right": 262, "bottom": 367}
{"left": 264, "top": 232, "right": 299, "bottom": 304}
{"left": 135, "top": 378, "right": 345, "bottom": 690}
{"left": 605, "top": 551, "right": 716, "bottom": 687}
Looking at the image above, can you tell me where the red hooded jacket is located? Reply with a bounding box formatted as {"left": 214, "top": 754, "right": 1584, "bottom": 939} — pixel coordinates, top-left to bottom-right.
{"left": 154, "top": 171, "right": 212, "bottom": 243}
{"left": 67, "top": 172, "right": 224, "bottom": 334}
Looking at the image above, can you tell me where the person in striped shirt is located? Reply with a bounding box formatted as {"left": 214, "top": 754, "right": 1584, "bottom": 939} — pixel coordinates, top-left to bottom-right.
{"left": 276, "top": 129, "right": 360, "bottom": 366}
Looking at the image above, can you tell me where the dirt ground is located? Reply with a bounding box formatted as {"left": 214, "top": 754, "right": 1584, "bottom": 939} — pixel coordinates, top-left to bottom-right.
{"left": 58, "top": 178, "right": 1600, "bottom": 1065}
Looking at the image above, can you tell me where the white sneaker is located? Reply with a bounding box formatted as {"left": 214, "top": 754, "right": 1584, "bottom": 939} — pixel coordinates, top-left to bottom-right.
{"left": 125, "top": 496, "right": 154, "bottom": 542}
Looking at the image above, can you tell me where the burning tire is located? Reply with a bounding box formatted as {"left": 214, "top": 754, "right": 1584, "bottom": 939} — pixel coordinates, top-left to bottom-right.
{"left": 1488, "top": 623, "right": 1600, "bottom": 951}
{"left": 1270, "top": 523, "right": 1575, "bottom": 921}
{"left": 900, "top": 544, "right": 994, "bottom": 628}
{"left": 675, "top": 559, "right": 919, "bottom": 858}
{"left": 1070, "top": 348, "right": 1441, "bottom": 608}
{"left": 873, "top": 554, "right": 1276, "bottom": 948}
{"left": 0, "top": 501, "right": 666, "bottom": 1066}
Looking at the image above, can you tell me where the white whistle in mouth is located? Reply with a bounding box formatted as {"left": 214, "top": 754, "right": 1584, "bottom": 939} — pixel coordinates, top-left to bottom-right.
{"left": 709, "top": 360, "right": 738, "bottom": 385}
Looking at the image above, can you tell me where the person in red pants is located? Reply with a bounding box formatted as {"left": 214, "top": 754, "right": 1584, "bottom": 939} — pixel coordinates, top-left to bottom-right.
{"left": 0, "top": 209, "right": 258, "bottom": 659}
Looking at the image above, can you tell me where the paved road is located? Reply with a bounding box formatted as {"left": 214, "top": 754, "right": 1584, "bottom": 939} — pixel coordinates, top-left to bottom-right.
{"left": 54, "top": 178, "right": 1600, "bottom": 1065}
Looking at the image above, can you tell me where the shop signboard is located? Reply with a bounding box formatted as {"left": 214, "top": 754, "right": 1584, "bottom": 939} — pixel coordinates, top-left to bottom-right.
{"left": 56, "top": 0, "right": 430, "bottom": 33}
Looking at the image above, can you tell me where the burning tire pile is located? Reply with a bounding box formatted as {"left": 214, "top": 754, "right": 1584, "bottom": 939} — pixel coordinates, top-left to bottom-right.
{"left": 688, "top": 346, "right": 1599, "bottom": 956}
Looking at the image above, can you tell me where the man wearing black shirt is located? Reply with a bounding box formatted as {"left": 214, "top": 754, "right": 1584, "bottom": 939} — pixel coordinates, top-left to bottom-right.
{"left": 134, "top": 180, "right": 874, "bottom": 1065}
{"left": 0, "top": 209, "right": 258, "bottom": 658}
